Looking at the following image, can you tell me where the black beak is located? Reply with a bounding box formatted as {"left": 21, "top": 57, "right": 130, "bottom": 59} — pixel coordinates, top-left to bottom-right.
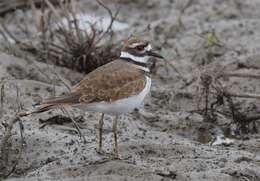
{"left": 147, "top": 51, "right": 164, "bottom": 59}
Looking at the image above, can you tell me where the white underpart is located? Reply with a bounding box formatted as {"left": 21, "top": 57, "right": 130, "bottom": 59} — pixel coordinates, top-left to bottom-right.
{"left": 76, "top": 76, "right": 151, "bottom": 115}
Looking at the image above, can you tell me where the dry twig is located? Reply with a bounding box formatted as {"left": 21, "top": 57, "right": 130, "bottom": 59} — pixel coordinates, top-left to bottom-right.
{"left": 0, "top": 83, "right": 4, "bottom": 118}
{"left": 220, "top": 72, "right": 260, "bottom": 79}
{"left": 224, "top": 91, "right": 260, "bottom": 99}
{"left": 61, "top": 106, "right": 87, "bottom": 143}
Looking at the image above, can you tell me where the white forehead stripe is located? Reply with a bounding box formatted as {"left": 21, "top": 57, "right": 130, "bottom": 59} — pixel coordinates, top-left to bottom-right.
{"left": 145, "top": 44, "right": 152, "bottom": 51}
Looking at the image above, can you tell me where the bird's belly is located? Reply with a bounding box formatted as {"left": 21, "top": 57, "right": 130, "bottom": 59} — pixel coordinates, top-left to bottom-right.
{"left": 76, "top": 76, "right": 151, "bottom": 115}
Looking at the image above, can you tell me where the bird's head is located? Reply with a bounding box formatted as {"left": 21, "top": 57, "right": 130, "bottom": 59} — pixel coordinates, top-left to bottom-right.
{"left": 120, "top": 36, "right": 163, "bottom": 64}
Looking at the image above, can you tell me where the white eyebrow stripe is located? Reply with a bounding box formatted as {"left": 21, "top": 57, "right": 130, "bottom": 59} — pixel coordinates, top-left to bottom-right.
{"left": 129, "top": 43, "right": 143, "bottom": 48}
{"left": 129, "top": 43, "right": 152, "bottom": 51}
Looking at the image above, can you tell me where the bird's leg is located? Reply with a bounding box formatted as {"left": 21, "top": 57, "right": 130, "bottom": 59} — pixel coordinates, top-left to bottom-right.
{"left": 97, "top": 113, "right": 104, "bottom": 153}
{"left": 112, "top": 115, "right": 119, "bottom": 159}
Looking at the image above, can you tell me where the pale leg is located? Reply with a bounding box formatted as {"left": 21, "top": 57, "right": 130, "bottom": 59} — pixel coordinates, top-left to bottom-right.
{"left": 97, "top": 113, "right": 104, "bottom": 153}
{"left": 112, "top": 115, "right": 119, "bottom": 158}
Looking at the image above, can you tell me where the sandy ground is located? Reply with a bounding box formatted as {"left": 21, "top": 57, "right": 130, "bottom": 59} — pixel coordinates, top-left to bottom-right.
{"left": 0, "top": 0, "right": 260, "bottom": 180}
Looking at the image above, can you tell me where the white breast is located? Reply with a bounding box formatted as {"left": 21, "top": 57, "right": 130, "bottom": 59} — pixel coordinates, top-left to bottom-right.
{"left": 76, "top": 76, "right": 151, "bottom": 115}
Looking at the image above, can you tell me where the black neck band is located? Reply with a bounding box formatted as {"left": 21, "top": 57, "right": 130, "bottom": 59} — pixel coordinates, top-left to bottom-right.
{"left": 120, "top": 57, "right": 148, "bottom": 68}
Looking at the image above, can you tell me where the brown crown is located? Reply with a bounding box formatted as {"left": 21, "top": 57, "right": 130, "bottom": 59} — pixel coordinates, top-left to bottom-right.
{"left": 122, "top": 36, "right": 149, "bottom": 50}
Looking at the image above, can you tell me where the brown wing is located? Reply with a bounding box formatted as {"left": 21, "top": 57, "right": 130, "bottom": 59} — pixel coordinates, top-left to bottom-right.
{"left": 42, "top": 59, "right": 146, "bottom": 105}
{"left": 73, "top": 59, "right": 146, "bottom": 103}
{"left": 41, "top": 92, "right": 81, "bottom": 105}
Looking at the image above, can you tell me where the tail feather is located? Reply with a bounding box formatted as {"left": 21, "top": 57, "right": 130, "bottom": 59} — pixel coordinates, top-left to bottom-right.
{"left": 42, "top": 92, "right": 80, "bottom": 105}
{"left": 31, "top": 104, "right": 59, "bottom": 114}
{"left": 18, "top": 92, "right": 81, "bottom": 117}
{"left": 18, "top": 104, "right": 60, "bottom": 117}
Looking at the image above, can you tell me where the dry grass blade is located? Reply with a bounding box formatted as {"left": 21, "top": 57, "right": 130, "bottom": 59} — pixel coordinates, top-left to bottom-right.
{"left": 0, "top": 22, "right": 20, "bottom": 44}
{"left": 0, "top": 83, "right": 4, "bottom": 118}
{"left": 61, "top": 107, "right": 87, "bottom": 143}
{"left": 44, "top": 0, "right": 66, "bottom": 27}
{"left": 0, "top": 28, "right": 12, "bottom": 46}
{"left": 224, "top": 91, "right": 260, "bottom": 99}
{"left": 221, "top": 72, "right": 260, "bottom": 79}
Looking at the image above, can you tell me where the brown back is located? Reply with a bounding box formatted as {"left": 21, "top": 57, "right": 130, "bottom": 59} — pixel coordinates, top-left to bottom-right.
{"left": 42, "top": 59, "right": 146, "bottom": 105}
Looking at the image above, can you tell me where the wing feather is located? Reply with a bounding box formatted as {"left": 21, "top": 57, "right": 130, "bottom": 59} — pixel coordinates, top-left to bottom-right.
{"left": 73, "top": 59, "right": 146, "bottom": 103}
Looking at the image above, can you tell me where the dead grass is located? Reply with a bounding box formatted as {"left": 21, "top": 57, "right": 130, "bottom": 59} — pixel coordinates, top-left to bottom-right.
{"left": 191, "top": 32, "right": 260, "bottom": 134}
{"left": 0, "top": 1, "right": 121, "bottom": 178}
{"left": 0, "top": 0, "right": 120, "bottom": 73}
{"left": 173, "top": 31, "right": 260, "bottom": 135}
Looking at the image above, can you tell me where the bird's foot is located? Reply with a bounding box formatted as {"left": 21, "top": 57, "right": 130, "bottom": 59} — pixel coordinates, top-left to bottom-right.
{"left": 110, "top": 148, "right": 120, "bottom": 160}
{"left": 96, "top": 147, "right": 104, "bottom": 154}
{"left": 96, "top": 148, "right": 111, "bottom": 157}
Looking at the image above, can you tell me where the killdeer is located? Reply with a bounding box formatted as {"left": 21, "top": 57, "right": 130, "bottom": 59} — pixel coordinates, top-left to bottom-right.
{"left": 22, "top": 36, "right": 163, "bottom": 158}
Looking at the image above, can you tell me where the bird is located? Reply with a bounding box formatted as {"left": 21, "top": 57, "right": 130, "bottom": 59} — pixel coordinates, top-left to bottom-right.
{"left": 21, "top": 36, "right": 163, "bottom": 158}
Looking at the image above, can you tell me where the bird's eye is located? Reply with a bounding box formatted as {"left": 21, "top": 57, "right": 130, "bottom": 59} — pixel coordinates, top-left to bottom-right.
{"left": 136, "top": 45, "right": 145, "bottom": 51}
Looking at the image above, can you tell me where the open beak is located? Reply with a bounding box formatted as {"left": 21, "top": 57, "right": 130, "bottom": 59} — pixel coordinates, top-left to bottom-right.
{"left": 147, "top": 51, "right": 164, "bottom": 59}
